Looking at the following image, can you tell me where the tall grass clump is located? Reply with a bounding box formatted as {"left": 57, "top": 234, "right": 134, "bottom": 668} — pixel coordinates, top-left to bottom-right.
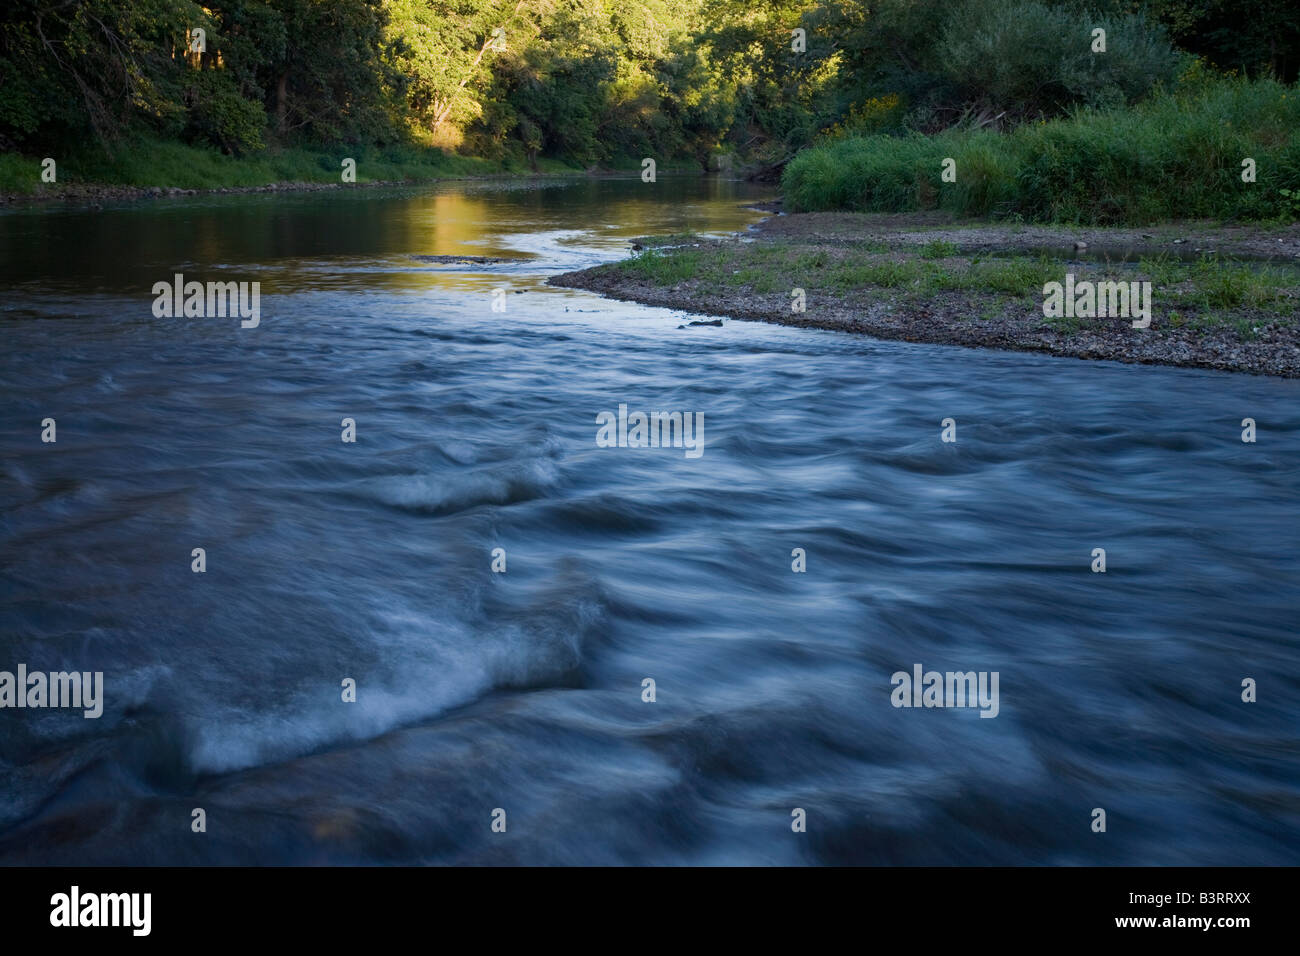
{"left": 619, "top": 249, "right": 702, "bottom": 283}
{"left": 783, "top": 74, "right": 1300, "bottom": 224}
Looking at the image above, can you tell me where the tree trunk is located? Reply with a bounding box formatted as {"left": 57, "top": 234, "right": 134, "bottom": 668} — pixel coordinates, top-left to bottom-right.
{"left": 432, "top": 0, "right": 530, "bottom": 129}
{"left": 432, "top": 36, "right": 494, "bottom": 129}
{"left": 276, "top": 72, "right": 289, "bottom": 133}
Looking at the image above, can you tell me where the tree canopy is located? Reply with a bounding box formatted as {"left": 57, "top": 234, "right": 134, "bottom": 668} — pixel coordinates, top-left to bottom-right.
{"left": 1, "top": 0, "right": 1293, "bottom": 168}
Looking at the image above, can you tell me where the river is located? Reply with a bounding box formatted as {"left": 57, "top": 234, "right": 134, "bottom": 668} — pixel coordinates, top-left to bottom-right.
{"left": 1, "top": 177, "right": 1297, "bottom": 864}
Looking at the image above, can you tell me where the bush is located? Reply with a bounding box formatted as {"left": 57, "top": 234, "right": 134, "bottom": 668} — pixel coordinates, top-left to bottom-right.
{"left": 818, "top": 95, "right": 905, "bottom": 142}
{"left": 936, "top": 0, "right": 1181, "bottom": 120}
{"left": 183, "top": 70, "right": 266, "bottom": 157}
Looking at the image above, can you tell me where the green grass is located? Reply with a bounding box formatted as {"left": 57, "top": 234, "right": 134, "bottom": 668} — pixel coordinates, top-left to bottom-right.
{"left": 615, "top": 248, "right": 703, "bottom": 283}
{"left": 796, "top": 249, "right": 831, "bottom": 269}
{"left": 625, "top": 241, "right": 1073, "bottom": 299}
{"left": 607, "top": 238, "right": 1300, "bottom": 331}
{"left": 1137, "top": 253, "right": 1185, "bottom": 287}
{"left": 919, "top": 239, "right": 959, "bottom": 259}
{"left": 782, "top": 76, "right": 1300, "bottom": 225}
{"left": 0, "top": 152, "right": 38, "bottom": 193}
{"left": 0, "top": 135, "right": 565, "bottom": 195}
{"left": 1177, "top": 255, "right": 1296, "bottom": 313}
{"left": 831, "top": 261, "right": 914, "bottom": 289}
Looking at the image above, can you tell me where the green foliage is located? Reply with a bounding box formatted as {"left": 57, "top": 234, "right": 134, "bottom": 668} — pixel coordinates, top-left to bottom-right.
{"left": 602, "top": 238, "right": 1300, "bottom": 336}
{"left": 2, "top": 0, "right": 1298, "bottom": 190}
{"left": 783, "top": 75, "right": 1300, "bottom": 224}
{"left": 937, "top": 1, "right": 1180, "bottom": 121}
{"left": 184, "top": 69, "right": 266, "bottom": 155}
{"left": 1280, "top": 189, "right": 1300, "bottom": 219}
{"left": 920, "top": 240, "right": 958, "bottom": 259}
{"left": 1145, "top": 0, "right": 1300, "bottom": 83}
{"left": 0, "top": 0, "right": 198, "bottom": 149}
{"left": 0, "top": 133, "right": 495, "bottom": 192}
{"left": 817, "top": 96, "right": 905, "bottom": 142}
{"left": 618, "top": 248, "right": 703, "bottom": 283}
{"left": 0, "top": 151, "right": 39, "bottom": 193}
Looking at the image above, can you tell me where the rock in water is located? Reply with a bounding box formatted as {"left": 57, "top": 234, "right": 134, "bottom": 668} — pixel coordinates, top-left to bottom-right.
{"left": 410, "top": 254, "right": 511, "bottom": 264}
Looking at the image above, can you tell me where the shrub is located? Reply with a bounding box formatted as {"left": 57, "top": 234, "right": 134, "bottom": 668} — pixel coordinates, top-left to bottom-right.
{"left": 183, "top": 70, "right": 266, "bottom": 157}
{"left": 936, "top": 0, "right": 1181, "bottom": 121}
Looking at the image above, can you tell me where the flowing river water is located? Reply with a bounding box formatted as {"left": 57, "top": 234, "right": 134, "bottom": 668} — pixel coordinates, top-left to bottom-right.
{"left": 1, "top": 177, "right": 1297, "bottom": 864}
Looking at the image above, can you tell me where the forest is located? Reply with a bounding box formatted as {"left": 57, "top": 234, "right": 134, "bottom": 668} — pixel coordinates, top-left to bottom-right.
{"left": 2, "top": 1, "right": 1298, "bottom": 217}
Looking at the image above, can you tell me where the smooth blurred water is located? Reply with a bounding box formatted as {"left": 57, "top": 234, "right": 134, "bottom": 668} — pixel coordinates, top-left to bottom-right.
{"left": 1, "top": 177, "right": 1297, "bottom": 865}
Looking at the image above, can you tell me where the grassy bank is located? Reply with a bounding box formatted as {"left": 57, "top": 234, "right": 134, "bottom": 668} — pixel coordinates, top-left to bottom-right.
{"left": 617, "top": 240, "right": 1298, "bottom": 334}
{"left": 783, "top": 77, "right": 1300, "bottom": 225}
{"left": 0, "top": 137, "right": 583, "bottom": 198}
{"left": 551, "top": 215, "right": 1300, "bottom": 376}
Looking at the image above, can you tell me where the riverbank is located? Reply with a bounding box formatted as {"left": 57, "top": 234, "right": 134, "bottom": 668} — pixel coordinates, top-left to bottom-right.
{"left": 0, "top": 161, "right": 706, "bottom": 208}
{"left": 0, "top": 137, "right": 607, "bottom": 206}
{"left": 549, "top": 209, "right": 1300, "bottom": 377}
{"left": 1, "top": 178, "right": 412, "bottom": 206}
